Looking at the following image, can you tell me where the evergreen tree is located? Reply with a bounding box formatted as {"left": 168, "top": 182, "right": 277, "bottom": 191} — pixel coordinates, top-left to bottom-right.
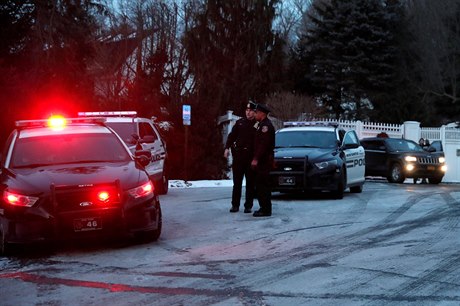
{"left": 0, "top": 1, "right": 107, "bottom": 131}
{"left": 295, "top": 0, "right": 411, "bottom": 121}
{"left": 182, "top": 0, "right": 280, "bottom": 179}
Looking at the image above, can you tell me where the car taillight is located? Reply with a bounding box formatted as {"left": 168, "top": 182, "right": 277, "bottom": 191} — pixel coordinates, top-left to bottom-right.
{"left": 3, "top": 191, "right": 39, "bottom": 207}
{"left": 128, "top": 181, "right": 154, "bottom": 198}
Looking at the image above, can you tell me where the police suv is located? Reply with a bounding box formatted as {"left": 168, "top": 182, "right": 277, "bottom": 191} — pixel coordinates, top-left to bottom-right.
{"left": 270, "top": 122, "right": 365, "bottom": 199}
{"left": 0, "top": 116, "right": 162, "bottom": 255}
{"left": 79, "top": 111, "right": 168, "bottom": 194}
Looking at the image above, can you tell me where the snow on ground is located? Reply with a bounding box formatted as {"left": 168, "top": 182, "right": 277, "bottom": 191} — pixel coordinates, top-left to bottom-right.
{"left": 169, "top": 179, "right": 234, "bottom": 188}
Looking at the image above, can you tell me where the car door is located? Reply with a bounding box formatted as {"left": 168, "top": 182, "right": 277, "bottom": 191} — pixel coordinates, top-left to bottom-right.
{"left": 343, "top": 131, "right": 365, "bottom": 185}
{"left": 138, "top": 121, "right": 166, "bottom": 178}
{"left": 362, "top": 139, "right": 388, "bottom": 176}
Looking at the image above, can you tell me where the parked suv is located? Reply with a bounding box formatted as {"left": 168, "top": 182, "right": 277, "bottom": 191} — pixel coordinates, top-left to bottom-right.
{"left": 0, "top": 116, "right": 162, "bottom": 255}
{"left": 270, "top": 122, "right": 366, "bottom": 199}
{"left": 361, "top": 137, "right": 447, "bottom": 184}
{"left": 79, "top": 111, "right": 168, "bottom": 194}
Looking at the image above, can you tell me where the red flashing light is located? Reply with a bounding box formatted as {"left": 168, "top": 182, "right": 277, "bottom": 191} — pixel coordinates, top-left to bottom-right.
{"left": 97, "top": 191, "right": 110, "bottom": 203}
{"left": 3, "top": 191, "right": 39, "bottom": 207}
{"left": 48, "top": 115, "right": 67, "bottom": 129}
{"left": 128, "top": 181, "right": 154, "bottom": 198}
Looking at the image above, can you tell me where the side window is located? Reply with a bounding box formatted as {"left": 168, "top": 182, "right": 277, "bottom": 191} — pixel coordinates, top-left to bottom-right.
{"left": 139, "top": 122, "right": 158, "bottom": 141}
{"left": 343, "top": 131, "right": 359, "bottom": 145}
{"left": 364, "top": 141, "right": 385, "bottom": 151}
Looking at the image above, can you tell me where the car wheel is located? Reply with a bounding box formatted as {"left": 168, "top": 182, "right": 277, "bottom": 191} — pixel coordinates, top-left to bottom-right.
{"left": 387, "top": 163, "right": 405, "bottom": 183}
{"left": 332, "top": 168, "right": 345, "bottom": 199}
{"left": 156, "top": 172, "right": 169, "bottom": 195}
{"left": 136, "top": 207, "right": 162, "bottom": 242}
{"left": 428, "top": 176, "right": 442, "bottom": 184}
{"left": 350, "top": 184, "right": 363, "bottom": 193}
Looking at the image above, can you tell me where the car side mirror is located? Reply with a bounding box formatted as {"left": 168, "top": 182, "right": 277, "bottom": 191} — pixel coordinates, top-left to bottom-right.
{"left": 342, "top": 143, "right": 359, "bottom": 150}
{"left": 134, "top": 150, "right": 152, "bottom": 167}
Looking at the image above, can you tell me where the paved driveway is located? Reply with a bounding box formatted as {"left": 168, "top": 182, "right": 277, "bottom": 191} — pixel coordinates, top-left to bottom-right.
{"left": 1, "top": 181, "right": 459, "bottom": 305}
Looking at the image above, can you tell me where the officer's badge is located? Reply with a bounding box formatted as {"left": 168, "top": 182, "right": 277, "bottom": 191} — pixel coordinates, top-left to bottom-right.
{"left": 262, "top": 126, "right": 268, "bottom": 133}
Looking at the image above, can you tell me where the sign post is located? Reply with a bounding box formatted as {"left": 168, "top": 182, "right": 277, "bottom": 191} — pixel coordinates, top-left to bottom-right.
{"left": 182, "top": 105, "right": 191, "bottom": 180}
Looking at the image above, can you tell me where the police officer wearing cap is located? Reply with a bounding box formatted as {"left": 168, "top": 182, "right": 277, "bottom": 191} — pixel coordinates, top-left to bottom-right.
{"left": 251, "top": 103, "right": 275, "bottom": 217}
{"left": 224, "top": 101, "right": 258, "bottom": 213}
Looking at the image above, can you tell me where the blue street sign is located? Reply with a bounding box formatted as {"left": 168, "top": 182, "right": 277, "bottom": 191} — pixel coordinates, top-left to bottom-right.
{"left": 183, "top": 105, "right": 191, "bottom": 120}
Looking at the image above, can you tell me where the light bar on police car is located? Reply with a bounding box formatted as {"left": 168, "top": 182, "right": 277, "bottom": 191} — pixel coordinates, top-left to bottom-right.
{"left": 78, "top": 111, "right": 137, "bottom": 117}
{"left": 16, "top": 117, "right": 106, "bottom": 128}
{"left": 283, "top": 121, "right": 339, "bottom": 127}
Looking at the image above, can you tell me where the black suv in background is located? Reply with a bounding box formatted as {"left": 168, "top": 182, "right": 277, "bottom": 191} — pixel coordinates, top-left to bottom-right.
{"left": 0, "top": 116, "right": 162, "bottom": 255}
{"left": 361, "top": 137, "right": 446, "bottom": 184}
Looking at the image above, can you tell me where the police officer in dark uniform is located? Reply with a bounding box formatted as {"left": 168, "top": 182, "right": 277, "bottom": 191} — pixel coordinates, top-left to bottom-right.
{"left": 224, "top": 101, "right": 258, "bottom": 213}
{"left": 251, "top": 103, "right": 275, "bottom": 217}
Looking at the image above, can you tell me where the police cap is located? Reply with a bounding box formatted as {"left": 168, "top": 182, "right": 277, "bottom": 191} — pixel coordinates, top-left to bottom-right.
{"left": 246, "top": 101, "right": 257, "bottom": 110}
{"left": 255, "top": 103, "right": 271, "bottom": 114}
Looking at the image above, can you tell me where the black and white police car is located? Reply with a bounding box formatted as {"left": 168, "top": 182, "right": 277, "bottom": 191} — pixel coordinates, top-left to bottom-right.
{"left": 0, "top": 116, "right": 162, "bottom": 255}
{"left": 270, "top": 122, "right": 365, "bottom": 199}
{"left": 79, "top": 111, "right": 169, "bottom": 194}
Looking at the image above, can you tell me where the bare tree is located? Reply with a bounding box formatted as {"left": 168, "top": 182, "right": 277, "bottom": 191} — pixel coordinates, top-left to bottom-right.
{"left": 266, "top": 91, "right": 322, "bottom": 122}
{"left": 276, "top": 0, "right": 312, "bottom": 47}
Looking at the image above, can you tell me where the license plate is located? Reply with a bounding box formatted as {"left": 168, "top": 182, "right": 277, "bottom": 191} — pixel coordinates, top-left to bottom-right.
{"left": 427, "top": 166, "right": 435, "bottom": 171}
{"left": 279, "top": 176, "right": 295, "bottom": 186}
{"left": 73, "top": 217, "right": 102, "bottom": 232}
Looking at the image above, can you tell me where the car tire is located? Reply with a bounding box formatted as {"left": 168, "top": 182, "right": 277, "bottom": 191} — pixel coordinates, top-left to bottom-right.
{"left": 387, "top": 163, "right": 405, "bottom": 183}
{"left": 135, "top": 207, "right": 162, "bottom": 242}
{"left": 332, "top": 168, "right": 345, "bottom": 199}
{"left": 350, "top": 184, "right": 363, "bottom": 193}
{"left": 156, "top": 170, "right": 169, "bottom": 195}
{"left": 428, "top": 177, "right": 442, "bottom": 184}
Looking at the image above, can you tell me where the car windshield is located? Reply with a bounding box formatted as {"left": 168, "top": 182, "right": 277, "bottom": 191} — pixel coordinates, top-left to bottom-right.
{"left": 11, "top": 133, "right": 131, "bottom": 168}
{"left": 386, "top": 138, "right": 425, "bottom": 152}
{"left": 105, "top": 122, "right": 137, "bottom": 145}
{"left": 276, "top": 130, "right": 337, "bottom": 149}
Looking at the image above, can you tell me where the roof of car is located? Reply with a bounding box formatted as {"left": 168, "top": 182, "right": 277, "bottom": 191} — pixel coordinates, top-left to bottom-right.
{"left": 278, "top": 126, "right": 337, "bottom": 132}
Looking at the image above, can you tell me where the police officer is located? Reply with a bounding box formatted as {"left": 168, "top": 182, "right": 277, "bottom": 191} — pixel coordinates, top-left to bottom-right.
{"left": 224, "top": 101, "right": 258, "bottom": 213}
{"left": 251, "top": 103, "right": 275, "bottom": 217}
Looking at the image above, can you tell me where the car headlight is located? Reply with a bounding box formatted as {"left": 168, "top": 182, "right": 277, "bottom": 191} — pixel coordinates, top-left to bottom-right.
{"left": 3, "top": 191, "right": 39, "bottom": 207}
{"left": 439, "top": 157, "right": 445, "bottom": 163}
{"left": 405, "top": 156, "right": 417, "bottom": 162}
{"left": 314, "top": 159, "right": 338, "bottom": 170}
{"left": 128, "top": 181, "right": 154, "bottom": 198}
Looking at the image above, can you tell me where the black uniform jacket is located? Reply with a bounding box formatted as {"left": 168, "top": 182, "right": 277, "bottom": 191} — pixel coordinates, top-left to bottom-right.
{"left": 253, "top": 117, "right": 275, "bottom": 173}
{"left": 225, "top": 117, "right": 257, "bottom": 155}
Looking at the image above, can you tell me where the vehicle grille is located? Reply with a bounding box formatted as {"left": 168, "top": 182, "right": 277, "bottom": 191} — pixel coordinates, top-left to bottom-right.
{"left": 418, "top": 156, "right": 439, "bottom": 164}
{"left": 273, "top": 158, "right": 307, "bottom": 172}
{"left": 52, "top": 182, "right": 121, "bottom": 213}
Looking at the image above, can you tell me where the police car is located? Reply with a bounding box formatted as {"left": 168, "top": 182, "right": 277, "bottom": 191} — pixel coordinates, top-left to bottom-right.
{"left": 0, "top": 116, "right": 162, "bottom": 255}
{"left": 78, "top": 111, "right": 168, "bottom": 194}
{"left": 270, "top": 122, "right": 365, "bottom": 199}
